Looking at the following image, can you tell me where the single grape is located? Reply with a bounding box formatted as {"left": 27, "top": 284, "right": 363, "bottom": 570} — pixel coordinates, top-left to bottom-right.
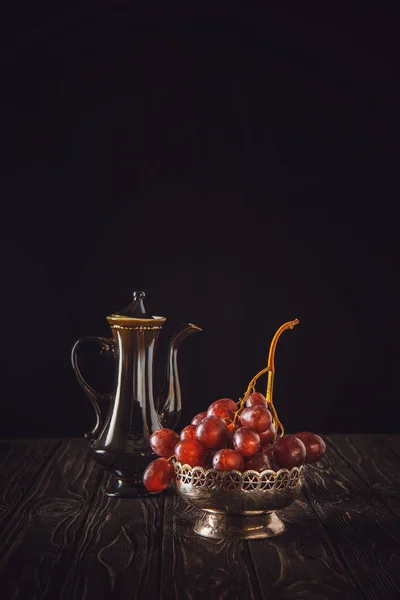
{"left": 196, "top": 415, "right": 229, "bottom": 449}
{"left": 294, "top": 431, "right": 326, "bottom": 463}
{"left": 207, "top": 398, "right": 237, "bottom": 420}
{"left": 244, "top": 452, "right": 275, "bottom": 472}
{"left": 245, "top": 392, "right": 267, "bottom": 407}
{"left": 233, "top": 427, "right": 260, "bottom": 457}
{"left": 150, "top": 428, "right": 180, "bottom": 458}
{"left": 259, "top": 423, "right": 276, "bottom": 446}
{"left": 174, "top": 439, "right": 205, "bottom": 467}
{"left": 180, "top": 424, "right": 197, "bottom": 440}
{"left": 262, "top": 445, "right": 280, "bottom": 471}
{"left": 143, "top": 458, "right": 174, "bottom": 493}
{"left": 212, "top": 448, "right": 244, "bottom": 472}
{"left": 240, "top": 405, "right": 272, "bottom": 433}
{"left": 273, "top": 435, "right": 306, "bottom": 469}
{"left": 191, "top": 411, "right": 208, "bottom": 426}
{"left": 204, "top": 450, "right": 215, "bottom": 468}
{"left": 224, "top": 427, "right": 234, "bottom": 449}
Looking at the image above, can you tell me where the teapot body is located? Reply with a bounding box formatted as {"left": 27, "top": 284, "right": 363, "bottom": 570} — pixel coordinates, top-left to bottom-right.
{"left": 71, "top": 291, "right": 201, "bottom": 497}
{"left": 92, "top": 318, "right": 164, "bottom": 497}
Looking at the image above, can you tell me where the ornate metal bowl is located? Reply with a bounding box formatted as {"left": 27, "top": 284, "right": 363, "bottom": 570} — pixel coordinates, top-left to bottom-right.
{"left": 173, "top": 461, "right": 305, "bottom": 539}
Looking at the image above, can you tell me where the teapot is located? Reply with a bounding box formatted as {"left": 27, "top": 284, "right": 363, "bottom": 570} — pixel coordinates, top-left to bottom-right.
{"left": 71, "top": 291, "right": 201, "bottom": 497}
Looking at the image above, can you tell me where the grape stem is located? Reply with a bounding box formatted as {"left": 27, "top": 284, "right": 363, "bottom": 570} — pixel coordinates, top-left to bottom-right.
{"left": 265, "top": 319, "right": 299, "bottom": 437}
{"left": 233, "top": 319, "right": 299, "bottom": 439}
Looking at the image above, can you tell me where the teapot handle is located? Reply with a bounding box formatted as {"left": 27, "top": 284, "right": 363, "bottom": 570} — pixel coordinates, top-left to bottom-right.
{"left": 71, "top": 336, "right": 115, "bottom": 441}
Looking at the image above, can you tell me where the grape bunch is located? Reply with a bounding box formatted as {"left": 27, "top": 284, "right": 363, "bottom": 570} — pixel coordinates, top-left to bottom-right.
{"left": 143, "top": 318, "right": 326, "bottom": 494}
{"left": 143, "top": 394, "right": 326, "bottom": 493}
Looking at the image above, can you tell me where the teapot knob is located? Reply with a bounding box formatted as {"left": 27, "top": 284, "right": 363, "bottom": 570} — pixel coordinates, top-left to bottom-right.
{"left": 114, "top": 290, "right": 149, "bottom": 318}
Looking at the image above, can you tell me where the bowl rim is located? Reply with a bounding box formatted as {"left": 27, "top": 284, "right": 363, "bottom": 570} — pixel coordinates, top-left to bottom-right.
{"left": 173, "top": 460, "right": 305, "bottom": 500}
{"left": 173, "top": 459, "right": 305, "bottom": 478}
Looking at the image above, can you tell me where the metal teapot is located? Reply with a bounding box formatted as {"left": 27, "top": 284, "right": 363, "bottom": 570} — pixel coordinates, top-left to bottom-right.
{"left": 71, "top": 291, "right": 201, "bottom": 497}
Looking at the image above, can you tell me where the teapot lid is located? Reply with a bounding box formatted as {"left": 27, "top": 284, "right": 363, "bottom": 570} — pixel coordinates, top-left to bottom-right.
{"left": 114, "top": 290, "right": 150, "bottom": 318}
{"left": 107, "top": 291, "right": 166, "bottom": 329}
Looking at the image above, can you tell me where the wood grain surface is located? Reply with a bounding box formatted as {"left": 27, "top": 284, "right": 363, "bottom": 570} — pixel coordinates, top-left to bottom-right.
{"left": 60, "top": 471, "right": 164, "bottom": 600}
{"left": 0, "top": 435, "right": 399, "bottom": 600}
{"left": 304, "top": 438, "right": 400, "bottom": 600}
{"left": 160, "top": 488, "right": 260, "bottom": 600}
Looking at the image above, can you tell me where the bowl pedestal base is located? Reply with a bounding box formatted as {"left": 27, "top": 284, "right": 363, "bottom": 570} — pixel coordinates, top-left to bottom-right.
{"left": 194, "top": 510, "right": 286, "bottom": 540}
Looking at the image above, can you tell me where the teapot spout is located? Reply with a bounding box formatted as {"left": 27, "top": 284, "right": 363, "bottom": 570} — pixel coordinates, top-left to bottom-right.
{"left": 158, "top": 323, "right": 202, "bottom": 430}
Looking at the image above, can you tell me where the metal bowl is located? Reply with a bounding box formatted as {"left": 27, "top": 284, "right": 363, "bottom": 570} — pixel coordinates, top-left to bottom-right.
{"left": 173, "top": 461, "right": 305, "bottom": 539}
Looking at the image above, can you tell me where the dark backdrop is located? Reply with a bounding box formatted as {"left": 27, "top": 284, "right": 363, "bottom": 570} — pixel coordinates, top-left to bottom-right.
{"left": 1, "top": 5, "right": 399, "bottom": 437}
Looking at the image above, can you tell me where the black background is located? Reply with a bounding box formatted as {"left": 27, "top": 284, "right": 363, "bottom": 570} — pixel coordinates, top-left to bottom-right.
{"left": 1, "top": 5, "right": 399, "bottom": 438}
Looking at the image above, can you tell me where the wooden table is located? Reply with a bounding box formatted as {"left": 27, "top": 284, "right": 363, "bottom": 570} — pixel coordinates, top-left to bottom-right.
{"left": 0, "top": 436, "right": 399, "bottom": 600}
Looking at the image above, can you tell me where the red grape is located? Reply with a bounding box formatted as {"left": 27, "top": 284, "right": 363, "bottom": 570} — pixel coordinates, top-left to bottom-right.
{"left": 262, "top": 446, "right": 280, "bottom": 471}
{"left": 225, "top": 429, "right": 234, "bottom": 449}
{"left": 196, "top": 415, "right": 229, "bottom": 449}
{"left": 294, "top": 432, "right": 326, "bottom": 463}
{"left": 180, "top": 424, "right": 197, "bottom": 440}
{"left": 233, "top": 427, "right": 260, "bottom": 457}
{"left": 240, "top": 406, "right": 272, "bottom": 433}
{"left": 207, "top": 398, "right": 237, "bottom": 420}
{"left": 191, "top": 411, "right": 208, "bottom": 426}
{"left": 150, "top": 428, "right": 180, "bottom": 458}
{"left": 244, "top": 452, "right": 275, "bottom": 472}
{"left": 204, "top": 450, "right": 215, "bottom": 468}
{"left": 259, "top": 423, "right": 276, "bottom": 446}
{"left": 245, "top": 392, "right": 267, "bottom": 407}
{"left": 212, "top": 448, "right": 244, "bottom": 472}
{"left": 273, "top": 435, "right": 306, "bottom": 469}
{"left": 143, "top": 458, "right": 174, "bottom": 493}
{"left": 175, "top": 439, "right": 205, "bottom": 467}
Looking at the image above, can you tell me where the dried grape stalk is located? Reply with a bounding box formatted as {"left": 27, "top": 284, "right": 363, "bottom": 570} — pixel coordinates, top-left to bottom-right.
{"left": 234, "top": 319, "right": 299, "bottom": 439}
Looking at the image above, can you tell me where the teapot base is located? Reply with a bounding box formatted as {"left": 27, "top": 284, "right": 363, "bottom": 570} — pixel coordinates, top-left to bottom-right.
{"left": 104, "top": 477, "right": 151, "bottom": 498}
